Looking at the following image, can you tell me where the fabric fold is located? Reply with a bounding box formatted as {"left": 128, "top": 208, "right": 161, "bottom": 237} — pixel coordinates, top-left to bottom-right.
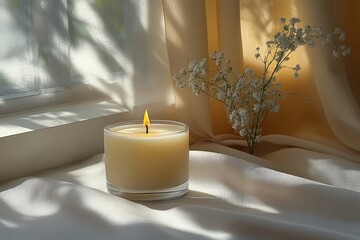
{"left": 1, "top": 148, "right": 359, "bottom": 240}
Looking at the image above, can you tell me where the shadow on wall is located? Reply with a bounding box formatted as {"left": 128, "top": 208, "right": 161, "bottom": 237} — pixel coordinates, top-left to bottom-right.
{"left": 0, "top": 0, "right": 172, "bottom": 116}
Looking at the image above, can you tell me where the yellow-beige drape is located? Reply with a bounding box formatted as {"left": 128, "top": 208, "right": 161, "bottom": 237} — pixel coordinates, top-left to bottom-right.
{"left": 163, "top": 0, "right": 360, "bottom": 160}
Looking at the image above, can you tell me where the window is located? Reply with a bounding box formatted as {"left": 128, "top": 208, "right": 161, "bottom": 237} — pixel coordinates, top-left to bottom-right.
{"left": 0, "top": 0, "right": 173, "bottom": 182}
{"left": 0, "top": 0, "right": 37, "bottom": 99}
{"left": 0, "top": 0, "right": 172, "bottom": 116}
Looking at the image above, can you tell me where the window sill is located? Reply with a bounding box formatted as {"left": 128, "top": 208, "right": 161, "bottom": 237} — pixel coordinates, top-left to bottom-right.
{"left": 0, "top": 100, "right": 128, "bottom": 138}
{"left": 0, "top": 99, "right": 174, "bottom": 184}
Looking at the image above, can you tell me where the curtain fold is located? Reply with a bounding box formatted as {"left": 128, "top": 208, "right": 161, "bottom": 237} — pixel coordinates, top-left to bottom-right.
{"left": 297, "top": 0, "right": 360, "bottom": 151}
{"left": 163, "top": 0, "right": 360, "bottom": 157}
{"left": 163, "top": 0, "right": 213, "bottom": 143}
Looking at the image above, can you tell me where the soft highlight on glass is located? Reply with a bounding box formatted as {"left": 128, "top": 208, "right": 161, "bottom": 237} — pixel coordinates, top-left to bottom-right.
{"left": 104, "top": 119, "right": 189, "bottom": 201}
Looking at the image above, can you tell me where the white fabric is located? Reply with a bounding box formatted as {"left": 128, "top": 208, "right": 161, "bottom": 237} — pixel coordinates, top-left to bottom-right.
{"left": 1, "top": 143, "right": 359, "bottom": 240}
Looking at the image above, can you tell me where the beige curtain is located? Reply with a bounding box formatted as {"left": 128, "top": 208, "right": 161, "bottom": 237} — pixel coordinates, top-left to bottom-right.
{"left": 163, "top": 0, "right": 360, "bottom": 160}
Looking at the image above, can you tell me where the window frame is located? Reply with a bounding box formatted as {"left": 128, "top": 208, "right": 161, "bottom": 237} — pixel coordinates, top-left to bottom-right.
{"left": 0, "top": 0, "right": 114, "bottom": 116}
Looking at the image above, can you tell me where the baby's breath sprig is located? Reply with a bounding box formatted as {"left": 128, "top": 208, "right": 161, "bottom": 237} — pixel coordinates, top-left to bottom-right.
{"left": 173, "top": 17, "right": 350, "bottom": 154}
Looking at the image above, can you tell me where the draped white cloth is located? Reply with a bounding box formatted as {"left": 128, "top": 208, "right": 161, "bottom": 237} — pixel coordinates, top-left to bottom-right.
{"left": 1, "top": 140, "right": 360, "bottom": 240}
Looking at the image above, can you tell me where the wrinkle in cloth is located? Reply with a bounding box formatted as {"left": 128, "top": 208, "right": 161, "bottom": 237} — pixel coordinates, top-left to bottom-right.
{"left": 1, "top": 149, "right": 359, "bottom": 240}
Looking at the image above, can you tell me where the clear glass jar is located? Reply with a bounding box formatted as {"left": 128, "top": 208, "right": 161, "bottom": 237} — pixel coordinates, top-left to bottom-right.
{"left": 104, "top": 120, "right": 189, "bottom": 201}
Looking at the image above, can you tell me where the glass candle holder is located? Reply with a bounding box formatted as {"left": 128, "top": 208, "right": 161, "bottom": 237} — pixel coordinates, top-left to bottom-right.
{"left": 104, "top": 120, "right": 189, "bottom": 201}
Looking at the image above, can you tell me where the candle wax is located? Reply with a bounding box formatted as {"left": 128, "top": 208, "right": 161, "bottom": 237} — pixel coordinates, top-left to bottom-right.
{"left": 104, "top": 123, "right": 189, "bottom": 190}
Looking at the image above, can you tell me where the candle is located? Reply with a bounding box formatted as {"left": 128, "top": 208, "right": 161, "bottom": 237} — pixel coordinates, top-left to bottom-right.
{"left": 104, "top": 111, "right": 189, "bottom": 201}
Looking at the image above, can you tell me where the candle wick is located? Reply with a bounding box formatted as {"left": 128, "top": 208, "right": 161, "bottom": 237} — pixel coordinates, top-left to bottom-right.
{"left": 145, "top": 125, "right": 148, "bottom": 134}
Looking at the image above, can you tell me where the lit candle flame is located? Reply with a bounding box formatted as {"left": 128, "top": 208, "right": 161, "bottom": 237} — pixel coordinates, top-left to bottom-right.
{"left": 143, "top": 109, "right": 150, "bottom": 134}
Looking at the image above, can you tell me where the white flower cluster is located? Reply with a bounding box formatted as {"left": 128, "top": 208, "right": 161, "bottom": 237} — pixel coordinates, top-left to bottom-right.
{"left": 174, "top": 58, "right": 207, "bottom": 96}
{"left": 173, "top": 17, "right": 350, "bottom": 154}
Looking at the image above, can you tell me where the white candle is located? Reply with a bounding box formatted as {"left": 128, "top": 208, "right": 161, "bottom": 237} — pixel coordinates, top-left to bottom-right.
{"left": 104, "top": 116, "right": 189, "bottom": 201}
